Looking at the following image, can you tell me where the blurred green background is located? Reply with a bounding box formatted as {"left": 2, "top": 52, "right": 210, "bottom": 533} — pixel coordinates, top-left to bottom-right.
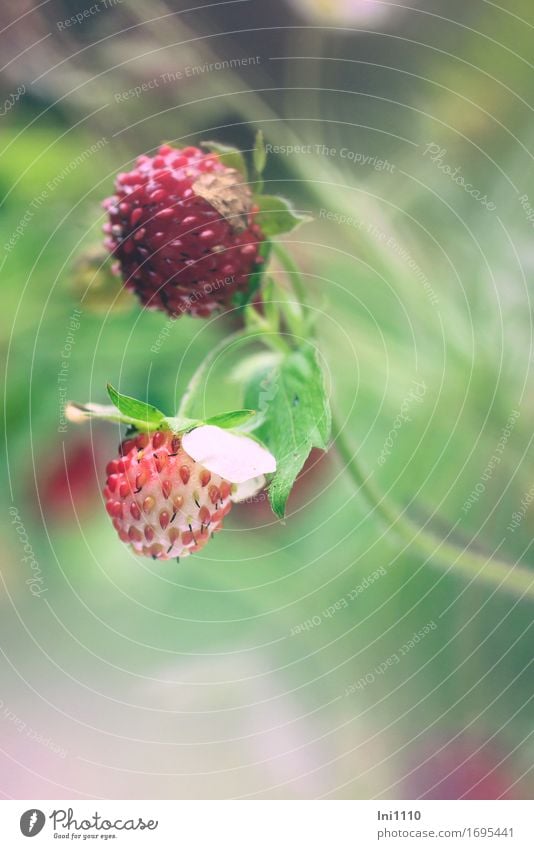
{"left": 1, "top": 0, "right": 534, "bottom": 799}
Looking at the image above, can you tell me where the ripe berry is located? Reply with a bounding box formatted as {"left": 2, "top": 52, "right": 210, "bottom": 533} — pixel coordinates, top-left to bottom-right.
{"left": 102, "top": 144, "right": 264, "bottom": 318}
{"left": 103, "top": 430, "right": 233, "bottom": 560}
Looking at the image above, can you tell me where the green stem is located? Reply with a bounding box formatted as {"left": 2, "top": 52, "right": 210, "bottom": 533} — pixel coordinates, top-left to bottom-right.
{"left": 178, "top": 329, "right": 252, "bottom": 418}
{"left": 178, "top": 327, "right": 285, "bottom": 419}
{"left": 333, "top": 417, "right": 534, "bottom": 601}
{"left": 272, "top": 241, "right": 308, "bottom": 311}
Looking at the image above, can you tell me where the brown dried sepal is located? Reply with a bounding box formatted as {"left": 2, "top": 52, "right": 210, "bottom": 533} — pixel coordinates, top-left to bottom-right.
{"left": 192, "top": 169, "right": 253, "bottom": 233}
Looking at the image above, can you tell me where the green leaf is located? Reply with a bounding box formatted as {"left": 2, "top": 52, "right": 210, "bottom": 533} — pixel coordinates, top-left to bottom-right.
{"left": 205, "top": 409, "right": 257, "bottom": 429}
{"left": 244, "top": 344, "right": 331, "bottom": 518}
{"left": 201, "top": 141, "right": 248, "bottom": 178}
{"left": 107, "top": 384, "right": 165, "bottom": 430}
{"left": 253, "top": 130, "right": 267, "bottom": 176}
{"left": 254, "top": 195, "right": 312, "bottom": 237}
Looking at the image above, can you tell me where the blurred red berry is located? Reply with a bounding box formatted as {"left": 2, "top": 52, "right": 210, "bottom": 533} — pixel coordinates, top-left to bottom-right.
{"left": 236, "top": 448, "right": 332, "bottom": 528}
{"left": 406, "top": 737, "right": 521, "bottom": 800}
{"left": 34, "top": 437, "right": 101, "bottom": 521}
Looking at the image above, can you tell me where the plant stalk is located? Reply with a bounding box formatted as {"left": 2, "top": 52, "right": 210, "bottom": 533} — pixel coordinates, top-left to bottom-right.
{"left": 333, "top": 417, "right": 534, "bottom": 601}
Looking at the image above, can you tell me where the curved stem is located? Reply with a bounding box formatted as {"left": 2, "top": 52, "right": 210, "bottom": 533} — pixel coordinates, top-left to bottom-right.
{"left": 178, "top": 325, "right": 286, "bottom": 419}
{"left": 333, "top": 416, "right": 534, "bottom": 601}
{"left": 178, "top": 328, "right": 252, "bottom": 418}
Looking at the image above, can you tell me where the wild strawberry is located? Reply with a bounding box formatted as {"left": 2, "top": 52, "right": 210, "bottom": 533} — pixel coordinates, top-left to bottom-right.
{"left": 102, "top": 144, "right": 264, "bottom": 318}
{"left": 103, "top": 430, "right": 234, "bottom": 560}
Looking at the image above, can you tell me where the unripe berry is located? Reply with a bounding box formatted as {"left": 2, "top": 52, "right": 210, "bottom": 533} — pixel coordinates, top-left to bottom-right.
{"left": 103, "top": 430, "right": 233, "bottom": 560}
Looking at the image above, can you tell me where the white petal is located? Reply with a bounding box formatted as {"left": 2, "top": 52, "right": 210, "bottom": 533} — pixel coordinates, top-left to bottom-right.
{"left": 231, "top": 476, "right": 266, "bottom": 503}
{"left": 182, "top": 425, "right": 276, "bottom": 484}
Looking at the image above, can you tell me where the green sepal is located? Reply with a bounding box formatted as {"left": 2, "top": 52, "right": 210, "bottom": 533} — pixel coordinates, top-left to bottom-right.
{"left": 204, "top": 409, "right": 257, "bottom": 428}
{"left": 201, "top": 140, "right": 248, "bottom": 179}
{"left": 66, "top": 388, "right": 167, "bottom": 432}
{"left": 68, "top": 386, "right": 259, "bottom": 438}
{"left": 253, "top": 130, "right": 267, "bottom": 177}
{"left": 161, "top": 415, "right": 202, "bottom": 434}
{"left": 163, "top": 409, "right": 256, "bottom": 433}
{"left": 106, "top": 384, "right": 166, "bottom": 430}
{"left": 252, "top": 130, "right": 267, "bottom": 193}
{"left": 254, "top": 195, "right": 312, "bottom": 238}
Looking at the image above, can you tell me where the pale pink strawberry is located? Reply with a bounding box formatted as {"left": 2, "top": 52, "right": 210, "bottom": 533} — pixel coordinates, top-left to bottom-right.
{"left": 103, "top": 430, "right": 233, "bottom": 560}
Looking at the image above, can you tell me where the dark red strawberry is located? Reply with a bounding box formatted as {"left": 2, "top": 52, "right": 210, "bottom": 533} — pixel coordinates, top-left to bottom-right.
{"left": 103, "top": 144, "right": 264, "bottom": 317}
